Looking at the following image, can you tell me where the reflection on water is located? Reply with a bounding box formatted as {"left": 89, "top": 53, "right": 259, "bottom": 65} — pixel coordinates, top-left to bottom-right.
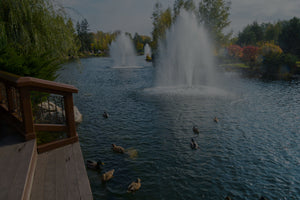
{"left": 144, "top": 85, "right": 232, "bottom": 97}
{"left": 57, "top": 56, "right": 300, "bottom": 200}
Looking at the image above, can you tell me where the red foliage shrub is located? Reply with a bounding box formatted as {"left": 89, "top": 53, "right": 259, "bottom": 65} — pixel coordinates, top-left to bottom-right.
{"left": 227, "top": 45, "right": 243, "bottom": 59}
{"left": 242, "top": 46, "right": 259, "bottom": 63}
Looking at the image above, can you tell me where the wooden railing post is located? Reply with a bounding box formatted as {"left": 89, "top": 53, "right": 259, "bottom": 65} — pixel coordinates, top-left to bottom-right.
{"left": 19, "top": 87, "right": 35, "bottom": 140}
{"left": 1, "top": 71, "right": 79, "bottom": 151}
{"left": 64, "top": 94, "right": 77, "bottom": 138}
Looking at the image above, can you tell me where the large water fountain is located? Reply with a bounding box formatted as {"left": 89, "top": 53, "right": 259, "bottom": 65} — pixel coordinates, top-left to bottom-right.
{"left": 155, "top": 10, "right": 217, "bottom": 89}
{"left": 110, "top": 33, "right": 137, "bottom": 67}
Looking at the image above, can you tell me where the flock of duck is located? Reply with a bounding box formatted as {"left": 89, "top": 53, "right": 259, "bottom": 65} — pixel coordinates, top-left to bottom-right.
{"left": 87, "top": 113, "right": 269, "bottom": 199}
{"left": 86, "top": 111, "right": 141, "bottom": 193}
{"left": 87, "top": 113, "right": 218, "bottom": 194}
{"left": 191, "top": 117, "right": 219, "bottom": 150}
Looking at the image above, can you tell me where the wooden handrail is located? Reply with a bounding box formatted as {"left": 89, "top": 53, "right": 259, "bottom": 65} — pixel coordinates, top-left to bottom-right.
{"left": 0, "top": 70, "right": 79, "bottom": 153}
{"left": 0, "top": 70, "right": 20, "bottom": 85}
{"left": 17, "top": 77, "right": 78, "bottom": 94}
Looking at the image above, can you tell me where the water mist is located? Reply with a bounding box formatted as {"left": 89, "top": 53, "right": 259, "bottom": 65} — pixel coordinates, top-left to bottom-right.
{"left": 110, "top": 33, "right": 137, "bottom": 67}
{"left": 144, "top": 43, "right": 152, "bottom": 57}
{"left": 155, "top": 10, "right": 216, "bottom": 88}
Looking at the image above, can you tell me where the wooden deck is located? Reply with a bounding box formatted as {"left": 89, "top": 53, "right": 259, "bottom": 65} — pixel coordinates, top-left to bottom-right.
{"left": 0, "top": 71, "right": 92, "bottom": 200}
{"left": 30, "top": 142, "right": 93, "bottom": 200}
{"left": 0, "top": 123, "right": 93, "bottom": 200}
{"left": 0, "top": 127, "right": 37, "bottom": 200}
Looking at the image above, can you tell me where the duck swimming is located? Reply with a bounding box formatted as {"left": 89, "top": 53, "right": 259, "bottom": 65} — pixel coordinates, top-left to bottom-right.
{"left": 214, "top": 117, "right": 219, "bottom": 123}
{"left": 103, "top": 111, "right": 109, "bottom": 118}
{"left": 190, "top": 138, "right": 199, "bottom": 150}
{"left": 112, "top": 144, "right": 125, "bottom": 153}
{"left": 193, "top": 126, "right": 200, "bottom": 134}
{"left": 127, "top": 178, "right": 141, "bottom": 193}
{"left": 101, "top": 169, "right": 115, "bottom": 182}
{"left": 86, "top": 160, "right": 104, "bottom": 170}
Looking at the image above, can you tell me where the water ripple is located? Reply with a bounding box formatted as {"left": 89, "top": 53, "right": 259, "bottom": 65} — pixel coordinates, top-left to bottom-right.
{"left": 57, "top": 57, "right": 300, "bottom": 200}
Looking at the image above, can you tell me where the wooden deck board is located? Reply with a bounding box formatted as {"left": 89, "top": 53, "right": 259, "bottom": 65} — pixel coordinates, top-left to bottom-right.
{"left": 55, "top": 146, "right": 67, "bottom": 200}
{"left": 0, "top": 144, "right": 18, "bottom": 200}
{"left": 73, "top": 143, "right": 93, "bottom": 200}
{"left": 0, "top": 139, "right": 36, "bottom": 200}
{"left": 30, "top": 142, "right": 93, "bottom": 200}
{"left": 64, "top": 143, "right": 80, "bottom": 200}
{"left": 44, "top": 150, "right": 57, "bottom": 200}
{"left": 30, "top": 153, "right": 47, "bottom": 200}
{"left": 8, "top": 140, "right": 36, "bottom": 200}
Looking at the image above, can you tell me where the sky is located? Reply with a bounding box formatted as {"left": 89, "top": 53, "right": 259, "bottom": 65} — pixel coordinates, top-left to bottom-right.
{"left": 60, "top": 0, "right": 300, "bottom": 36}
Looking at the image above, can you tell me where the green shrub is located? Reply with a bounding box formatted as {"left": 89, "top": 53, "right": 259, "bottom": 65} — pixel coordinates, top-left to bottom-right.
{"left": 0, "top": 46, "right": 60, "bottom": 81}
{"left": 262, "top": 52, "right": 297, "bottom": 78}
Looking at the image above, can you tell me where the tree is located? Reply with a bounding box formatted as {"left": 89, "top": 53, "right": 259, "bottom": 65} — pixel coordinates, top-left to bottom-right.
{"left": 151, "top": 3, "right": 172, "bottom": 53}
{"left": 198, "top": 0, "right": 231, "bottom": 45}
{"left": 133, "top": 33, "right": 151, "bottom": 55}
{"left": 173, "top": 0, "right": 196, "bottom": 19}
{"left": 90, "top": 31, "right": 119, "bottom": 54}
{"left": 278, "top": 17, "right": 300, "bottom": 58}
{"left": 76, "top": 19, "right": 93, "bottom": 52}
{"left": 0, "top": 0, "right": 79, "bottom": 80}
{"left": 264, "top": 22, "right": 282, "bottom": 42}
{"left": 236, "top": 21, "right": 264, "bottom": 46}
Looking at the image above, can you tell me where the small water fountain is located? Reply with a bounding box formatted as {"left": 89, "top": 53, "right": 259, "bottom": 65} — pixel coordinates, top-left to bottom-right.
{"left": 155, "top": 10, "right": 217, "bottom": 90}
{"left": 144, "top": 43, "right": 152, "bottom": 57}
{"left": 110, "top": 33, "right": 137, "bottom": 67}
{"left": 144, "top": 43, "right": 152, "bottom": 61}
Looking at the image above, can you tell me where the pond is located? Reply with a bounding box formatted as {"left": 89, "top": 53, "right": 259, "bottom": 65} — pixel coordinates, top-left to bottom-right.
{"left": 57, "top": 56, "right": 300, "bottom": 200}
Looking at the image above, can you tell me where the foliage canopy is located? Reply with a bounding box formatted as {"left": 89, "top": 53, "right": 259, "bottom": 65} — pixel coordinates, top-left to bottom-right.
{"left": 0, "top": 0, "right": 79, "bottom": 80}
{"left": 198, "top": 0, "right": 231, "bottom": 45}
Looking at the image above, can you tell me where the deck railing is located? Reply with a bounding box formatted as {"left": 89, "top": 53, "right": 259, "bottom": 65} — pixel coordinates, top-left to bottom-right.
{"left": 0, "top": 71, "right": 79, "bottom": 153}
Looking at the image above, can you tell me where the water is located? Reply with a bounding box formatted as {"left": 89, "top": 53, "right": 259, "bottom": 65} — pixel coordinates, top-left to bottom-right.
{"left": 57, "top": 57, "right": 300, "bottom": 200}
{"left": 156, "top": 10, "right": 216, "bottom": 87}
{"left": 110, "top": 33, "right": 137, "bottom": 67}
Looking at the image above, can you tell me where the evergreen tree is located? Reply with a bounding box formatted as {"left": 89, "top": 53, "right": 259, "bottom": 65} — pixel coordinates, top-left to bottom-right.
{"left": 264, "top": 22, "right": 282, "bottom": 42}
{"left": 237, "top": 21, "right": 264, "bottom": 46}
{"left": 77, "top": 19, "right": 93, "bottom": 52}
{"left": 278, "top": 17, "right": 300, "bottom": 58}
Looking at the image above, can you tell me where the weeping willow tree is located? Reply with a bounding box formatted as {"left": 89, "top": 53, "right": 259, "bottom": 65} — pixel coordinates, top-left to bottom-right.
{"left": 0, "top": 0, "right": 80, "bottom": 80}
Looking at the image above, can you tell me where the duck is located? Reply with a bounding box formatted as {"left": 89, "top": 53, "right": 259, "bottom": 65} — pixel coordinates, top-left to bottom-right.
{"left": 225, "top": 196, "right": 232, "bottom": 200}
{"left": 192, "top": 126, "right": 200, "bottom": 134}
{"left": 190, "top": 138, "right": 199, "bottom": 150}
{"left": 127, "top": 178, "right": 141, "bottom": 193}
{"left": 214, "top": 117, "right": 219, "bottom": 123}
{"left": 112, "top": 144, "right": 125, "bottom": 153}
{"left": 101, "top": 169, "right": 115, "bottom": 182}
{"left": 103, "top": 111, "right": 109, "bottom": 118}
{"left": 86, "top": 160, "right": 104, "bottom": 170}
